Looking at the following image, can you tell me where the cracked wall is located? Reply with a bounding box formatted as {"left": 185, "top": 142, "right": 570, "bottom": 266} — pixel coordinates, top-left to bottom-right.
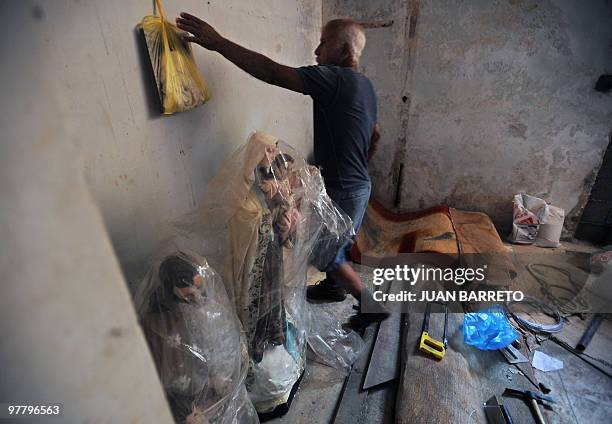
{"left": 325, "top": 0, "right": 612, "bottom": 235}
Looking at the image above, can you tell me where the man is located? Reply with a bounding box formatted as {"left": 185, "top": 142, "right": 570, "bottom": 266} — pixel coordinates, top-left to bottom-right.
{"left": 176, "top": 13, "right": 387, "bottom": 324}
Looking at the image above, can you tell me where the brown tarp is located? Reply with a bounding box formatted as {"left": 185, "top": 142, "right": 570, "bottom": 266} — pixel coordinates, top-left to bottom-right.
{"left": 350, "top": 200, "right": 458, "bottom": 261}
{"left": 351, "top": 199, "right": 516, "bottom": 284}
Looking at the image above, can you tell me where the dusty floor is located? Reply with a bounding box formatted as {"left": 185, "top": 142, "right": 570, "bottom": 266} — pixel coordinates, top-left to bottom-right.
{"left": 270, "top": 241, "right": 612, "bottom": 424}
{"left": 272, "top": 271, "right": 365, "bottom": 424}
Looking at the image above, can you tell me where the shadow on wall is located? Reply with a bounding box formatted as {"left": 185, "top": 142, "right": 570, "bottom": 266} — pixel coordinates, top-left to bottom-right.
{"left": 134, "top": 27, "right": 163, "bottom": 120}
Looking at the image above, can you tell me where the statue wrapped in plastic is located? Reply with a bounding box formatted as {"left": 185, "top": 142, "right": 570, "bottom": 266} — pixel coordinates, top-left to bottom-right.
{"left": 177, "top": 132, "right": 354, "bottom": 414}
{"left": 134, "top": 248, "right": 258, "bottom": 424}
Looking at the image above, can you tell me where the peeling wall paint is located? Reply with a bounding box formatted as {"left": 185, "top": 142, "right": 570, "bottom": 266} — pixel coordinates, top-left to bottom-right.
{"left": 325, "top": 0, "right": 612, "bottom": 235}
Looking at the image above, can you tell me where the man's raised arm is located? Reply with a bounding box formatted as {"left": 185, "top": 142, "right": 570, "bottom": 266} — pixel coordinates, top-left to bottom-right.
{"left": 176, "top": 13, "right": 304, "bottom": 93}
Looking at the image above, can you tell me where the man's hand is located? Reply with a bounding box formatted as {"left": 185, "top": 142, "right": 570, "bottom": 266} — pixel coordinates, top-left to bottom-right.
{"left": 176, "top": 13, "right": 224, "bottom": 51}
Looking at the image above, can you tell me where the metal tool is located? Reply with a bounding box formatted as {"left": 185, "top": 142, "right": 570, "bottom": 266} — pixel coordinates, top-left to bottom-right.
{"left": 500, "top": 339, "right": 540, "bottom": 390}
{"left": 576, "top": 313, "right": 604, "bottom": 352}
{"left": 484, "top": 395, "right": 513, "bottom": 424}
{"left": 511, "top": 362, "right": 541, "bottom": 391}
{"left": 419, "top": 302, "right": 448, "bottom": 360}
{"left": 362, "top": 280, "right": 402, "bottom": 390}
{"left": 500, "top": 343, "right": 529, "bottom": 364}
{"left": 503, "top": 388, "right": 555, "bottom": 424}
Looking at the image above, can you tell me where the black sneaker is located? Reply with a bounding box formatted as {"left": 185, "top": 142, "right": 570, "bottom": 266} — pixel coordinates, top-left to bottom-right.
{"left": 347, "top": 310, "right": 391, "bottom": 330}
{"left": 347, "top": 294, "right": 391, "bottom": 329}
{"left": 306, "top": 279, "right": 347, "bottom": 302}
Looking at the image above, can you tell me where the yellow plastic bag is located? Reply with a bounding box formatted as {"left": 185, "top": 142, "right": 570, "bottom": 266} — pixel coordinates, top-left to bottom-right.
{"left": 139, "top": 0, "right": 211, "bottom": 115}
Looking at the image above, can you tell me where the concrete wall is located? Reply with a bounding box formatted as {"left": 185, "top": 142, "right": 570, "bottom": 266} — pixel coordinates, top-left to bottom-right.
{"left": 0, "top": 0, "right": 321, "bottom": 420}
{"left": 324, "top": 0, "right": 612, "bottom": 235}
{"left": 0, "top": 3, "right": 174, "bottom": 420}
{"left": 19, "top": 0, "right": 320, "bottom": 286}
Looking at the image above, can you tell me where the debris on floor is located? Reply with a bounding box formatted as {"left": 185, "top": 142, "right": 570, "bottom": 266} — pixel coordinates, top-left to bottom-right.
{"left": 532, "top": 351, "right": 564, "bottom": 372}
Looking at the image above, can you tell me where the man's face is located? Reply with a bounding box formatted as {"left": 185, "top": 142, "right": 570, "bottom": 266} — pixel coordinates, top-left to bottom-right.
{"left": 314, "top": 26, "right": 342, "bottom": 65}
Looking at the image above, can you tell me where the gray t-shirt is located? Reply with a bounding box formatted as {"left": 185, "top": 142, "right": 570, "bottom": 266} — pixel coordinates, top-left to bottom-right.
{"left": 297, "top": 65, "right": 377, "bottom": 191}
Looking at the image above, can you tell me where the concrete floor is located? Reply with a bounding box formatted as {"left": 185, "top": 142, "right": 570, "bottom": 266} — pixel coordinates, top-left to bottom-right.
{"left": 273, "top": 272, "right": 362, "bottom": 424}
{"left": 532, "top": 333, "right": 612, "bottom": 424}
{"left": 271, "top": 263, "right": 404, "bottom": 424}
{"left": 270, "top": 242, "right": 612, "bottom": 424}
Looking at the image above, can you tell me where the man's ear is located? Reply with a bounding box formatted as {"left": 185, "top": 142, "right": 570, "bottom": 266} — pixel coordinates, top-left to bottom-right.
{"left": 340, "top": 42, "right": 353, "bottom": 66}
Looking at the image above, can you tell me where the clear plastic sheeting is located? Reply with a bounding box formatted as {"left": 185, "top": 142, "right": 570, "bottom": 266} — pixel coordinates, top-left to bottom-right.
{"left": 307, "top": 304, "right": 365, "bottom": 372}
{"left": 175, "top": 131, "right": 354, "bottom": 412}
{"left": 134, "top": 248, "right": 258, "bottom": 424}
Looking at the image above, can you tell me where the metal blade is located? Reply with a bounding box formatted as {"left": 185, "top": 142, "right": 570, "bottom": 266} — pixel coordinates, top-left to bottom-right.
{"left": 500, "top": 344, "right": 529, "bottom": 364}
{"left": 362, "top": 279, "right": 402, "bottom": 390}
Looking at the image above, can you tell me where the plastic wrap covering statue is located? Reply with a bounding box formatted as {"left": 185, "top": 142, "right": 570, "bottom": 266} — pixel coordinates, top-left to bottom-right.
{"left": 134, "top": 249, "right": 258, "bottom": 424}
{"left": 306, "top": 304, "right": 365, "bottom": 373}
{"left": 175, "top": 132, "right": 354, "bottom": 413}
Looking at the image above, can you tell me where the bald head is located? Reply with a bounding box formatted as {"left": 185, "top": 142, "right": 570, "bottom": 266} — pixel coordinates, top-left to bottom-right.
{"left": 315, "top": 19, "right": 366, "bottom": 68}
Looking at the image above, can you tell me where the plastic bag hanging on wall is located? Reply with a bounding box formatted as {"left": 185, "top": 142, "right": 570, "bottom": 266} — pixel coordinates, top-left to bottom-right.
{"left": 139, "top": 0, "right": 211, "bottom": 115}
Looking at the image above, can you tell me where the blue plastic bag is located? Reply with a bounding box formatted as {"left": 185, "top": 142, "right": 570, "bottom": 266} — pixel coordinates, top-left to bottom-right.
{"left": 463, "top": 305, "right": 518, "bottom": 350}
